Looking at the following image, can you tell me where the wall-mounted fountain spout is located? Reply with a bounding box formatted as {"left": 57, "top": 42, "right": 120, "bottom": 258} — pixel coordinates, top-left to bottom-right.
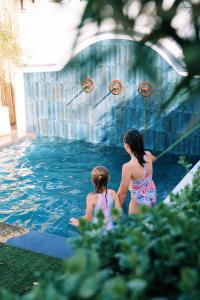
{"left": 81, "top": 77, "right": 95, "bottom": 93}
{"left": 138, "top": 81, "right": 152, "bottom": 97}
{"left": 109, "top": 80, "right": 123, "bottom": 95}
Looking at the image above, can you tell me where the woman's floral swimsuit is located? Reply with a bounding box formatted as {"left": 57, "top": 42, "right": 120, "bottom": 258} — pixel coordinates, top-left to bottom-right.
{"left": 129, "top": 163, "right": 157, "bottom": 207}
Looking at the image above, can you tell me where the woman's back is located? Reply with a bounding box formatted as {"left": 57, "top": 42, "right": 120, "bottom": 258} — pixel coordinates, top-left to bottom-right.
{"left": 129, "top": 152, "right": 156, "bottom": 207}
{"left": 117, "top": 128, "right": 157, "bottom": 214}
{"left": 129, "top": 151, "right": 153, "bottom": 181}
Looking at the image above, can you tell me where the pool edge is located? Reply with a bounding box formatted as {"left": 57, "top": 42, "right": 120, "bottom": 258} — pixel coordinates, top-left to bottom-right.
{"left": 0, "top": 222, "right": 74, "bottom": 259}
{"left": 164, "top": 159, "right": 200, "bottom": 204}
{"left": 0, "top": 131, "right": 35, "bottom": 148}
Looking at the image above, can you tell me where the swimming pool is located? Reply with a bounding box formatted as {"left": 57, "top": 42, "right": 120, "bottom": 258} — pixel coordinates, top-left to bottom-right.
{"left": 0, "top": 138, "right": 198, "bottom": 237}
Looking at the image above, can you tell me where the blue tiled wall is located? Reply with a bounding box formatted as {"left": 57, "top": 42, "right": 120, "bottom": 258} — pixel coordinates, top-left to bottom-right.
{"left": 24, "top": 39, "right": 200, "bottom": 155}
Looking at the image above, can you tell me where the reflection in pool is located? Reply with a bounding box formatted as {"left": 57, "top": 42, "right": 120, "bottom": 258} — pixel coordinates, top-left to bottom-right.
{"left": 0, "top": 138, "right": 198, "bottom": 237}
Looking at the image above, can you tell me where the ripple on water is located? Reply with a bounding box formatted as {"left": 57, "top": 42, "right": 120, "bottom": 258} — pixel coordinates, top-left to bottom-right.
{"left": 67, "top": 189, "right": 82, "bottom": 195}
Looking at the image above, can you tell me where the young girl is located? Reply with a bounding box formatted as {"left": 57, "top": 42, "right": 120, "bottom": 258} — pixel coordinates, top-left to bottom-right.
{"left": 117, "top": 129, "right": 157, "bottom": 214}
{"left": 69, "top": 166, "right": 121, "bottom": 230}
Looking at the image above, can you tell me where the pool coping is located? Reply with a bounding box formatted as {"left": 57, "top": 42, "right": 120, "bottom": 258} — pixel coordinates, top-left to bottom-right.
{"left": 0, "top": 222, "right": 28, "bottom": 243}
{"left": 164, "top": 159, "right": 200, "bottom": 204}
{"left": 0, "top": 130, "right": 35, "bottom": 148}
{"left": 0, "top": 222, "right": 74, "bottom": 259}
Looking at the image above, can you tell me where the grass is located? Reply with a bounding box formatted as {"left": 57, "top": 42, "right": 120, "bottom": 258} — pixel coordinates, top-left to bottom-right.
{"left": 0, "top": 243, "right": 63, "bottom": 295}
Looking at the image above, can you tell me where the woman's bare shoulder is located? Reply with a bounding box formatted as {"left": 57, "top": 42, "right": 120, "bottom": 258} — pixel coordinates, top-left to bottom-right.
{"left": 123, "top": 161, "right": 135, "bottom": 169}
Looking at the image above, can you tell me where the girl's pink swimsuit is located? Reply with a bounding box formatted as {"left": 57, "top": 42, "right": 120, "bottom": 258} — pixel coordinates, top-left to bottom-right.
{"left": 129, "top": 163, "right": 157, "bottom": 207}
{"left": 93, "top": 189, "right": 114, "bottom": 230}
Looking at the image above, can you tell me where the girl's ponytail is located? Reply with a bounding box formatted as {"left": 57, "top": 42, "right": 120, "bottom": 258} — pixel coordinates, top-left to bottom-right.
{"left": 91, "top": 166, "right": 109, "bottom": 204}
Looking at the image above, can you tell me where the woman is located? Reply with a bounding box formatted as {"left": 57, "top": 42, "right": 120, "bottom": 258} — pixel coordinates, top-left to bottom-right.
{"left": 117, "top": 129, "right": 157, "bottom": 214}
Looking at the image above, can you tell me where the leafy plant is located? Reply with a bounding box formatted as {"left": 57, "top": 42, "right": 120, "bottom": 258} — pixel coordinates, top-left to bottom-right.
{"left": 1, "top": 167, "right": 200, "bottom": 299}
{"left": 0, "top": 13, "right": 22, "bottom": 110}
{"left": 76, "top": 0, "right": 200, "bottom": 155}
{"left": 75, "top": 0, "right": 200, "bottom": 81}
{"left": 54, "top": 0, "right": 200, "bottom": 155}
{"left": 0, "top": 18, "right": 22, "bottom": 64}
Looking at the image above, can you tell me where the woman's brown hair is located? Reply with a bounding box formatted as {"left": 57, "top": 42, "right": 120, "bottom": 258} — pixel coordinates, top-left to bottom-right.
{"left": 124, "top": 129, "right": 146, "bottom": 166}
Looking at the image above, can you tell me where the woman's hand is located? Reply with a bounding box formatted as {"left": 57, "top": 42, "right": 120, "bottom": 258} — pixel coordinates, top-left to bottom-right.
{"left": 145, "top": 151, "right": 156, "bottom": 162}
{"left": 69, "top": 217, "right": 79, "bottom": 227}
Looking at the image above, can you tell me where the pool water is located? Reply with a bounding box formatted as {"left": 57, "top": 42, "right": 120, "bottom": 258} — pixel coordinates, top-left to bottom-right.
{"left": 0, "top": 138, "right": 198, "bottom": 237}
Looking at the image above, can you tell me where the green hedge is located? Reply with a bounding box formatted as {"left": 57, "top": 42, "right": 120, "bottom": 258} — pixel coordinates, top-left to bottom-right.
{"left": 1, "top": 168, "right": 200, "bottom": 300}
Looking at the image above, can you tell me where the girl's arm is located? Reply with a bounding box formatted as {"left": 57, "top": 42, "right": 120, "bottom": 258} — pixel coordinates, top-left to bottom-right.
{"left": 117, "top": 164, "right": 131, "bottom": 205}
{"left": 69, "top": 194, "right": 94, "bottom": 226}
{"left": 84, "top": 194, "right": 94, "bottom": 221}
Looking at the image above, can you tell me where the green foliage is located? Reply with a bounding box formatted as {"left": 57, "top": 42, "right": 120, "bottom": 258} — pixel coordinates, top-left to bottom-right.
{"left": 72, "top": 0, "right": 200, "bottom": 155}
{"left": 76, "top": 0, "right": 200, "bottom": 80}
{"left": 0, "top": 19, "right": 22, "bottom": 64}
{"left": 1, "top": 168, "right": 200, "bottom": 299}
{"left": 0, "top": 17, "right": 22, "bottom": 106}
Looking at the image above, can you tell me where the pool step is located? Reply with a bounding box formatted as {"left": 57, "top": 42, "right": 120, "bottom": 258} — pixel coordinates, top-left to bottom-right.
{"left": 6, "top": 230, "right": 74, "bottom": 259}
{"left": 0, "top": 222, "right": 74, "bottom": 259}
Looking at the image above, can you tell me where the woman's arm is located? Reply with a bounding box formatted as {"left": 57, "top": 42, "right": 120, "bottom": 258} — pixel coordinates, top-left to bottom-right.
{"left": 150, "top": 153, "right": 156, "bottom": 162}
{"left": 117, "top": 164, "right": 131, "bottom": 205}
{"left": 111, "top": 190, "right": 122, "bottom": 210}
{"left": 69, "top": 194, "right": 94, "bottom": 226}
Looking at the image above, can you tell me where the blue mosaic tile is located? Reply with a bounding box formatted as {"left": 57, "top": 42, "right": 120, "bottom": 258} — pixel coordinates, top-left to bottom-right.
{"left": 23, "top": 39, "right": 200, "bottom": 155}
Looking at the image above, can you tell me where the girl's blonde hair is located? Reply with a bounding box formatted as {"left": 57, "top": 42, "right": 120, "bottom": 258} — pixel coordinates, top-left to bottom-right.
{"left": 91, "top": 166, "right": 109, "bottom": 193}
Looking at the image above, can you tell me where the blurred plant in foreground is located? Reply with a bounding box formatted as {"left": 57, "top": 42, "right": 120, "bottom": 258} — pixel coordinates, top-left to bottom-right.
{"left": 1, "top": 167, "right": 200, "bottom": 299}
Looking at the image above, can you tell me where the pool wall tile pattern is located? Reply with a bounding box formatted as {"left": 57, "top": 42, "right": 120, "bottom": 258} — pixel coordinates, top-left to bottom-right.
{"left": 24, "top": 40, "right": 200, "bottom": 155}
